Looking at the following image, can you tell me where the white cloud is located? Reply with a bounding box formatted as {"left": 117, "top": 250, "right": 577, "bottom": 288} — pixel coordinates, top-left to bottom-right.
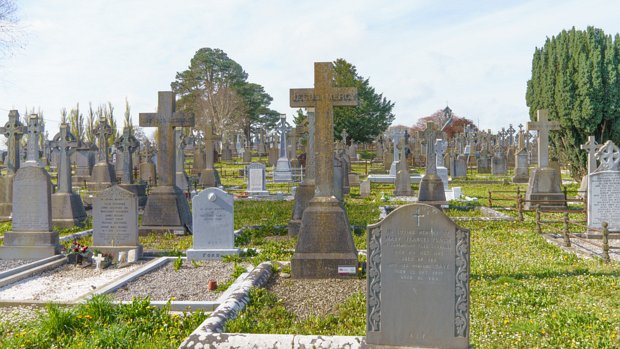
{"left": 0, "top": 0, "right": 619, "bottom": 138}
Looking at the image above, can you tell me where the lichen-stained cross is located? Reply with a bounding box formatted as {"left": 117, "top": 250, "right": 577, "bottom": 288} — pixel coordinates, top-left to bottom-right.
{"left": 25, "top": 114, "right": 44, "bottom": 165}
{"left": 0, "top": 110, "right": 26, "bottom": 174}
{"left": 95, "top": 116, "right": 113, "bottom": 163}
{"left": 594, "top": 140, "right": 620, "bottom": 171}
{"left": 115, "top": 127, "right": 140, "bottom": 184}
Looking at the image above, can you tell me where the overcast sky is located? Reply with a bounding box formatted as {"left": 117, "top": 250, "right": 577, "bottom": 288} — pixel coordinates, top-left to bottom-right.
{"left": 1, "top": 0, "right": 620, "bottom": 138}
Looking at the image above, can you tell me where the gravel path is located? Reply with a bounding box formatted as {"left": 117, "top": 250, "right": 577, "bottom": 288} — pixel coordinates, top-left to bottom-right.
{"left": 0, "top": 259, "right": 36, "bottom": 273}
{"left": 267, "top": 273, "right": 366, "bottom": 320}
{"left": 112, "top": 260, "right": 236, "bottom": 302}
{"left": 0, "top": 262, "right": 146, "bottom": 302}
{"left": 0, "top": 305, "right": 45, "bottom": 328}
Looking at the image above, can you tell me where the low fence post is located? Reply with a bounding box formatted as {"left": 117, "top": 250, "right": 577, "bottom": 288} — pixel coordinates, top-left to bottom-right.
{"left": 536, "top": 206, "right": 542, "bottom": 234}
{"left": 517, "top": 194, "right": 524, "bottom": 222}
{"left": 563, "top": 211, "right": 571, "bottom": 247}
{"left": 488, "top": 191, "right": 493, "bottom": 208}
{"left": 602, "top": 222, "right": 610, "bottom": 263}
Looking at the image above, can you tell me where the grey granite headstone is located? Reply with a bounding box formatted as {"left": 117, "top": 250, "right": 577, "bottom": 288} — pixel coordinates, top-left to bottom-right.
{"left": 360, "top": 179, "right": 371, "bottom": 198}
{"left": 365, "top": 203, "right": 470, "bottom": 349}
{"left": 247, "top": 162, "right": 269, "bottom": 195}
{"left": 91, "top": 185, "right": 142, "bottom": 260}
{"left": 187, "top": 187, "right": 238, "bottom": 260}
{"left": 587, "top": 140, "right": 620, "bottom": 233}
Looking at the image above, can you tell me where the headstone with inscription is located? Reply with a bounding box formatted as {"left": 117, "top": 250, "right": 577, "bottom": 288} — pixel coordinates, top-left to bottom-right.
{"left": 91, "top": 185, "right": 142, "bottom": 260}
{"left": 187, "top": 187, "right": 238, "bottom": 260}
{"left": 365, "top": 203, "right": 470, "bottom": 349}
{"left": 246, "top": 162, "right": 269, "bottom": 196}
{"left": 0, "top": 114, "right": 60, "bottom": 259}
{"left": 587, "top": 140, "right": 620, "bottom": 236}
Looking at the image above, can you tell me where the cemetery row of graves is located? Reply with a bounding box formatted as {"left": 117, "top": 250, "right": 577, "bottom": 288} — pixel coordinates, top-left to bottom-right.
{"left": 0, "top": 65, "right": 618, "bottom": 348}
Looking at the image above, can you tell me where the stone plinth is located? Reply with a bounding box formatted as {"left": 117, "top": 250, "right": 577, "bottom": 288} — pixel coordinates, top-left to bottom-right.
{"left": 524, "top": 167, "right": 565, "bottom": 209}
{"left": 274, "top": 158, "right": 293, "bottom": 182}
{"left": 139, "top": 185, "right": 192, "bottom": 235}
{"left": 51, "top": 192, "right": 87, "bottom": 228}
{"left": 291, "top": 198, "right": 358, "bottom": 278}
{"left": 87, "top": 162, "right": 116, "bottom": 191}
{"left": 288, "top": 181, "right": 315, "bottom": 236}
{"left": 418, "top": 173, "right": 447, "bottom": 204}
{"left": 199, "top": 168, "right": 221, "bottom": 188}
{"left": 436, "top": 166, "right": 449, "bottom": 191}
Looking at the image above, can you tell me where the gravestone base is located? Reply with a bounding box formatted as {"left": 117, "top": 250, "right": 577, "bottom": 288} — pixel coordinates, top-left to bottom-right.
{"left": 118, "top": 184, "right": 148, "bottom": 208}
{"left": 51, "top": 192, "right": 87, "bottom": 228}
{"left": 418, "top": 174, "right": 447, "bottom": 204}
{"left": 274, "top": 158, "right": 293, "bottom": 182}
{"left": 292, "top": 198, "right": 358, "bottom": 279}
{"left": 288, "top": 182, "right": 315, "bottom": 236}
{"left": 186, "top": 248, "right": 239, "bottom": 261}
{"left": 199, "top": 168, "right": 221, "bottom": 187}
{"left": 87, "top": 162, "right": 116, "bottom": 191}
{"left": 0, "top": 231, "right": 61, "bottom": 259}
{"left": 512, "top": 171, "right": 530, "bottom": 183}
{"left": 389, "top": 161, "right": 398, "bottom": 176}
{"left": 139, "top": 185, "right": 192, "bottom": 235}
{"left": 0, "top": 175, "right": 14, "bottom": 220}
{"left": 437, "top": 166, "right": 449, "bottom": 191}
{"left": 243, "top": 151, "right": 252, "bottom": 163}
{"left": 89, "top": 245, "right": 143, "bottom": 263}
{"left": 139, "top": 163, "right": 157, "bottom": 185}
{"left": 524, "top": 167, "right": 565, "bottom": 210}
{"left": 393, "top": 170, "right": 413, "bottom": 197}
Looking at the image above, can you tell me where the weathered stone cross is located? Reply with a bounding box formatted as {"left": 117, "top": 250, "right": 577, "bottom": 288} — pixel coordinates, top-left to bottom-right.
{"left": 527, "top": 109, "right": 560, "bottom": 168}
{"left": 115, "top": 127, "right": 140, "bottom": 184}
{"left": 289, "top": 63, "right": 358, "bottom": 198}
{"left": 95, "top": 116, "right": 112, "bottom": 163}
{"left": 51, "top": 123, "right": 78, "bottom": 192}
{"left": 421, "top": 122, "right": 437, "bottom": 175}
{"left": 0, "top": 110, "right": 26, "bottom": 174}
{"left": 580, "top": 136, "right": 599, "bottom": 174}
{"left": 25, "top": 115, "right": 44, "bottom": 165}
{"left": 139, "top": 91, "right": 195, "bottom": 187}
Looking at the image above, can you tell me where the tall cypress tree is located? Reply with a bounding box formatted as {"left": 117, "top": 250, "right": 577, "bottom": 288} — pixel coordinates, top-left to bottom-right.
{"left": 526, "top": 26, "right": 620, "bottom": 179}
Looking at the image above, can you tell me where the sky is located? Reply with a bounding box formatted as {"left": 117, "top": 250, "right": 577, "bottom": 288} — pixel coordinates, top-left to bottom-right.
{"left": 1, "top": 0, "right": 620, "bottom": 139}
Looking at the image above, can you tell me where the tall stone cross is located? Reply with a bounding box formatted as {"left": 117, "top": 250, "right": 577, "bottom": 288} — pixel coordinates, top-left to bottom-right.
{"left": 421, "top": 122, "right": 437, "bottom": 175}
{"left": 24, "top": 114, "right": 43, "bottom": 166}
{"left": 527, "top": 109, "right": 560, "bottom": 168}
{"left": 115, "top": 127, "right": 140, "bottom": 184}
{"left": 51, "top": 123, "right": 78, "bottom": 193}
{"left": 277, "top": 114, "right": 290, "bottom": 159}
{"left": 507, "top": 124, "right": 516, "bottom": 146}
{"left": 95, "top": 116, "right": 112, "bottom": 163}
{"left": 581, "top": 136, "right": 599, "bottom": 174}
{"left": 290, "top": 62, "right": 358, "bottom": 198}
{"left": 0, "top": 110, "right": 26, "bottom": 174}
{"left": 204, "top": 124, "right": 221, "bottom": 170}
{"left": 340, "top": 128, "right": 348, "bottom": 143}
{"left": 143, "top": 139, "right": 156, "bottom": 163}
{"left": 139, "top": 91, "right": 195, "bottom": 187}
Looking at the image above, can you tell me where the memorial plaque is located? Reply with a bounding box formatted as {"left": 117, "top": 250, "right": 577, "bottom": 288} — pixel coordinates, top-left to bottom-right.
{"left": 247, "top": 162, "right": 268, "bottom": 194}
{"left": 187, "top": 187, "right": 238, "bottom": 260}
{"left": 587, "top": 172, "right": 620, "bottom": 231}
{"left": 365, "top": 203, "right": 470, "bottom": 349}
{"left": 93, "top": 185, "right": 139, "bottom": 246}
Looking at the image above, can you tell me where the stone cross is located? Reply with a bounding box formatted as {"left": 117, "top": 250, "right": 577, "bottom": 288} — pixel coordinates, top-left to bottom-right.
{"left": 139, "top": 91, "right": 195, "bottom": 187}
{"left": 289, "top": 62, "right": 358, "bottom": 198}
{"left": 391, "top": 130, "right": 401, "bottom": 165}
{"left": 527, "top": 109, "right": 560, "bottom": 167}
{"left": 93, "top": 253, "right": 105, "bottom": 270}
{"left": 95, "top": 116, "right": 112, "bottom": 163}
{"left": 0, "top": 110, "right": 26, "bottom": 174}
{"left": 435, "top": 138, "right": 447, "bottom": 167}
{"left": 277, "top": 115, "right": 290, "bottom": 159}
{"left": 204, "top": 124, "right": 221, "bottom": 170}
{"left": 340, "top": 128, "right": 348, "bottom": 143}
{"left": 143, "top": 139, "right": 156, "bottom": 163}
{"left": 421, "top": 122, "right": 437, "bottom": 175}
{"left": 594, "top": 140, "right": 620, "bottom": 171}
{"left": 507, "top": 124, "right": 516, "bottom": 146}
{"left": 580, "top": 136, "right": 599, "bottom": 174}
{"left": 51, "top": 123, "right": 78, "bottom": 193}
{"left": 115, "top": 127, "right": 140, "bottom": 184}
{"left": 24, "top": 114, "right": 44, "bottom": 165}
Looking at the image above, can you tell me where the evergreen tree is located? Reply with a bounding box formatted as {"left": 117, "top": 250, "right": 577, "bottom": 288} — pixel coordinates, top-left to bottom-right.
{"left": 526, "top": 27, "right": 620, "bottom": 178}
{"left": 333, "top": 59, "right": 395, "bottom": 144}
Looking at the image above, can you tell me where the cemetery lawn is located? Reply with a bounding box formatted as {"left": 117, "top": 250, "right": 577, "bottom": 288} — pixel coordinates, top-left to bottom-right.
{"left": 0, "top": 295, "right": 207, "bottom": 349}
{"left": 224, "top": 216, "right": 619, "bottom": 348}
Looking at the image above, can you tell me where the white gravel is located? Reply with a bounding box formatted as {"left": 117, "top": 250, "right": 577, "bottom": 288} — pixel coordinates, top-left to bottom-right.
{"left": 0, "top": 259, "right": 36, "bottom": 273}
{"left": 0, "top": 262, "right": 145, "bottom": 302}
{"left": 112, "top": 260, "right": 236, "bottom": 302}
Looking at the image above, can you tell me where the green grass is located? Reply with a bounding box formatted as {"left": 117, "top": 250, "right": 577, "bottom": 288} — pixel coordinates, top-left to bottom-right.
{"left": 0, "top": 295, "right": 207, "bottom": 349}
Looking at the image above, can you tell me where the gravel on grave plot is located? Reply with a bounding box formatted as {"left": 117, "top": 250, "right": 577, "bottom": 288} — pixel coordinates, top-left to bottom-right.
{"left": 266, "top": 273, "right": 366, "bottom": 320}
{"left": 0, "top": 259, "right": 36, "bottom": 273}
{"left": 0, "top": 305, "right": 46, "bottom": 328}
{"left": 0, "top": 261, "right": 146, "bottom": 302}
{"left": 112, "top": 260, "right": 236, "bottom": 302}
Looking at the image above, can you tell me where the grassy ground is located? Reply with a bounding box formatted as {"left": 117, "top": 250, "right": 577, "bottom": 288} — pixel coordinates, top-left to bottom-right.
{"left": 2, "top": 159, "right": 618, "bottom": 348}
